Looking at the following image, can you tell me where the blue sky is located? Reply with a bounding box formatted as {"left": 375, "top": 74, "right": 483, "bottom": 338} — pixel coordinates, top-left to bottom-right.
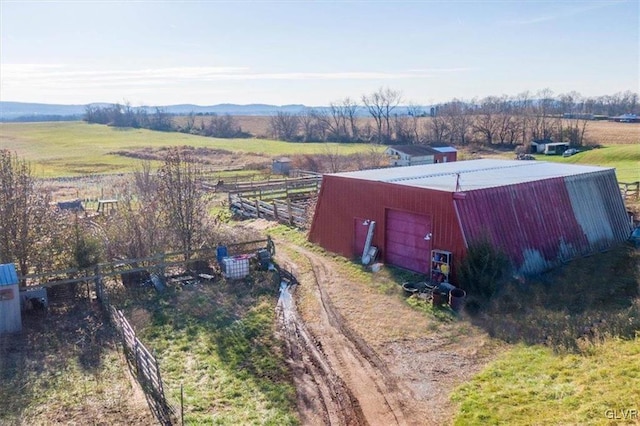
{"left": 1, "top": 0, "right": 638, "bottom": 106}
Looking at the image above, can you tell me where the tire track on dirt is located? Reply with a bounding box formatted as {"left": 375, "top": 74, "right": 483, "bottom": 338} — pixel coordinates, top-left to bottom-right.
{"left": 276, "top": 276, "right": 366, "bottom": 425}
{"left": 277, "top": 242, "right": 419, "bottom": 425}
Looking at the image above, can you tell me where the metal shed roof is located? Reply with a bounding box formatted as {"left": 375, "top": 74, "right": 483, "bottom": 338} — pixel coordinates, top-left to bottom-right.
{"left": 330, "top": 159, "right": 612, "bottom": 192}
{"left": 0, "top": 264, "right": 18, "bottom": 286}
{"left": 386, "top": 145, "right": 440, "bottom": 156}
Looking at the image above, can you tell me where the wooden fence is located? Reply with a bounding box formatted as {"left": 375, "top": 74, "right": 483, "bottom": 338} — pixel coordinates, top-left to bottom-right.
{"left": 230, "top": 195, "right": 310, "bottom": 228}
{"left": 226, "top": 175, "right": 321, "bottom": 200}
{"left": 108, "top": 306, "right": 177, "bottom": 426}
{"left": 619, "top": 181, "right": 640, "bottom": 200}
{"left": 223, "top": 175, "right": 321, "bottom": 228}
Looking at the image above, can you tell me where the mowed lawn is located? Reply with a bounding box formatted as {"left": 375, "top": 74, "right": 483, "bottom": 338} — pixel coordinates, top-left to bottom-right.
{"left": 533, "top": 145, "right": 640, "bottom": 183}
{"left": 0, "top": 121, "right": 375, "bottom": 177}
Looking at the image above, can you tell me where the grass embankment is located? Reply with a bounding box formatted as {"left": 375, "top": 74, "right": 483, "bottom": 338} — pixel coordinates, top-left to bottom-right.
{"left": 452, "top": 340, "right": 640, "bottom": 425}
{"left": 535, "top": 144, "right": 639, "bottom": 183}
{"left": 0, "top": 121, "right": 374, "bottom": 178}
{"left": 451, "top": 244, "right": 640, "bottom": 425}
{"left": 120, "top": 271, "right": 298, "bottom": 425}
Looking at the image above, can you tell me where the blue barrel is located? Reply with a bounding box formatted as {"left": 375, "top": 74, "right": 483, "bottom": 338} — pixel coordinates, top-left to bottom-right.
{"left": 216, "top": 246, "right": 228, "bottom": 264}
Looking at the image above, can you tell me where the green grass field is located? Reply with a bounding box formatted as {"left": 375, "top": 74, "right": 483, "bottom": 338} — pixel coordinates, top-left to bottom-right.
{"left": 451, "top": 339, "right": 640, "bottom": 425}
{"left": 0, "top": 122, "right": 374, "bottom": 177}
{"left": 534, "top": 145, "right": 640, "bottom": 183}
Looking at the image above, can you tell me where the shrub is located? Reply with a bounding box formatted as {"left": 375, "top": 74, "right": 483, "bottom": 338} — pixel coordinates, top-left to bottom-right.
{"left": 457, "top": 236, "right": 511, "bottom": 301}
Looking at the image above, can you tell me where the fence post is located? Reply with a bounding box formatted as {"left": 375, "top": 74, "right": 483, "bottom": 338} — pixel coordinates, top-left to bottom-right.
{"left": 273, "top": 201, "right": 279, "bottom": 221}
{"left": 287, "top": 199, "right": 293, "bottom": 225}
{"left": 157, "top": 253, "right": 166, "bottom": 286}
{"left": 255, "top": 199, "right": 260, "bottom": 218}
{"left": 94, "top": 265, "right": 100, "bottom": 301}
{"left": 181, "top": 383, "right": 185, "bottom": 426}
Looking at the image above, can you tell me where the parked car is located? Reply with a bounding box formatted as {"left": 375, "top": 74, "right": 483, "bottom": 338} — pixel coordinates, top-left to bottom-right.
{"left": 563, "top": 148, "right": 579, "bottom": 157}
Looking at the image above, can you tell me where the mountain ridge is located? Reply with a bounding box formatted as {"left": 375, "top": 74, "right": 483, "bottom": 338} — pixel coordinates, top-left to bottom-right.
{"left": 0, "top": 101, "right": 328, "bottom": 120}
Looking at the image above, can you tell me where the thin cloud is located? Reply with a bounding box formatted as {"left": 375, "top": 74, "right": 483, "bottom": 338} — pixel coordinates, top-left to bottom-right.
{"left": 501, "top": 1, "right": 628, "bottom": 26}
{"left": 1, "top": 64, "right": 448, "bottom": 86}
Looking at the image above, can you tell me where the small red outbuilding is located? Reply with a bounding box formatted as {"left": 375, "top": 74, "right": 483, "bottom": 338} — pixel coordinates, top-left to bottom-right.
{"left": 308, "top": 159, "right": 631, "bottom": 280}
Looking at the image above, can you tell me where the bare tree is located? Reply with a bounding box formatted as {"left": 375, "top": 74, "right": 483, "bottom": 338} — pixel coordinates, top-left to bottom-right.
{"left": 427, "top": 114, "right": 450, "bottom": 143}
{"left": 104, "top": 181, "right": 166, "bottom": 261}
{"left": 322, "top": 144, "right": 343, "bottom": 173}
{"left": 362, "top": 87, "right": 402, "bottom": 143}
{"left": 473, "top": 96, "right": 501, "bottom": 145}
{"left": 156, "top": 149, "right": 209, "bottom": 258}
{"left": 342, "top": 97, "right": 360, "bottom": 141}
{"left": 269, "top": 112, "right": 300, "bottom": 141}
{"left": 150, "top": 107, "right": 173, "bottom": 131}
{"left": 327, "top": 101, "right": 350, "bottom": 142}
{"left": 439, "top": 99, "right": 473, "bottom": 145}
{"left": 298, "top": 108, "right": 327, "bottom": 142}
{"left": 0, "top": 150, "right": 56, "bottom": 278}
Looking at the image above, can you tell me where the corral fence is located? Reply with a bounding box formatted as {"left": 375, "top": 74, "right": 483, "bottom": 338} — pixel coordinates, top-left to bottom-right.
{"left": 619, "top": 181, "right": 640, "bottom": 200}
{"left": 108, "top": 307, "right": 177, "bottom": 426}
{"left": 18, "top": 238, "right": 273, "bottom": 426}
{"left": 225, "top": 174, "right": 322, "bottom": 228}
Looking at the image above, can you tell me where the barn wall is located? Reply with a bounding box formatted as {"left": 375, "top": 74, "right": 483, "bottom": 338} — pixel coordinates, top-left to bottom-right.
{"left": 434, "top": 152, "right": 457, "bottom": 163}
{"left": 455, "top": 170, "right": 630, "bottom": 274}
{"left": 308, "top": 176, "right": 466, "bottom": 273}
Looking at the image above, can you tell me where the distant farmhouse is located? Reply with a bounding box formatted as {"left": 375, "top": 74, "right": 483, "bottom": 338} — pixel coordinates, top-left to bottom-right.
{"left": 385, "top": 145, "right": 457, "bottom": 167}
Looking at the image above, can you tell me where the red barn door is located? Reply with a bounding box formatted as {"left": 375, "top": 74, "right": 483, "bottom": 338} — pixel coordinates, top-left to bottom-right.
{"left": 385, "top": 209, "right": 432, "bottom": 274}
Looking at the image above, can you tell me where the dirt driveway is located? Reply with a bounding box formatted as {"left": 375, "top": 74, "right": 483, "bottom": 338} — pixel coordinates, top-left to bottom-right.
{"left": 267, "top": 228, "right": 501, "bottom": 426}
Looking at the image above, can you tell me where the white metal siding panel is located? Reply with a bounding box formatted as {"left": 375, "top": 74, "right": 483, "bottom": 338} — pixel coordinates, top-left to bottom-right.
{"left": 565, "top": 171, "right": 631, "bottom": 250}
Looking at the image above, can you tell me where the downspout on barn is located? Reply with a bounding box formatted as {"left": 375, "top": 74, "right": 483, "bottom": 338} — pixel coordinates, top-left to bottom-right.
{"left": 308, "top": 159, "right": 631, "bottom": 279}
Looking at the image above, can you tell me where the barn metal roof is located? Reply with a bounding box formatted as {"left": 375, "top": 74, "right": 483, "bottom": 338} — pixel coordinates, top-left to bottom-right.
{"left": 386, "top": 145, "right": 440, "bottom": 156}
{"left": 331, "top": 159, "right": 613, "bottom": 192}
{"left": 0, "top": 264, "right": 18, "bottom": 286}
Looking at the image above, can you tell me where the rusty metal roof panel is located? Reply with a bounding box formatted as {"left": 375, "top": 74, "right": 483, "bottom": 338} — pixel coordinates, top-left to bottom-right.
{"left": 331, "top": 159, "right": 613, "bottom": 192}
{"left": 455, "top": 170, "right": 630, "bottom": 274}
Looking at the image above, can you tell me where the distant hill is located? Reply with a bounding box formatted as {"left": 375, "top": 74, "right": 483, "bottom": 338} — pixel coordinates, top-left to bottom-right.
{"left": 0, "top": 101, "right": 434, "bottom": 121}
{"left": 0, "top": 101, "right": 317, "bottom": 121}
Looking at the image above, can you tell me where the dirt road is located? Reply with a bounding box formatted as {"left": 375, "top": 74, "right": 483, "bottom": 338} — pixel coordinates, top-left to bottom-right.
{"left": 271, "top": 234, "right": 499, "bottom": 426}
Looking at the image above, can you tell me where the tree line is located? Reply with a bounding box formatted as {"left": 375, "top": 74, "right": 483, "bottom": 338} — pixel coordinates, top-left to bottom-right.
{"left": 0, "top": 149, "right": 218, "bottom": 280}
{"left": 85, "top": 88, "right": 638, "bottom": 147}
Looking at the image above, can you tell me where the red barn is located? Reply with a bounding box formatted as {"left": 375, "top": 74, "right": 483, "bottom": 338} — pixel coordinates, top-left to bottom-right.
{"left": 308, "top": 159, "right": 631, "bottom": 279}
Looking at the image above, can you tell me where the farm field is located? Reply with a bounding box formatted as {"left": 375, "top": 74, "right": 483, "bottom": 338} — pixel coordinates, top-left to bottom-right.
{"left": 0, "top": 121, "right": 376, "bottom": 178}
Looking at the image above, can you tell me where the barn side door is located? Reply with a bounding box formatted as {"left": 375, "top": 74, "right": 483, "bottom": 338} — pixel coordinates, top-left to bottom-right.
{"left": 384, "top": 209, "right": 432, "bottom": 274}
